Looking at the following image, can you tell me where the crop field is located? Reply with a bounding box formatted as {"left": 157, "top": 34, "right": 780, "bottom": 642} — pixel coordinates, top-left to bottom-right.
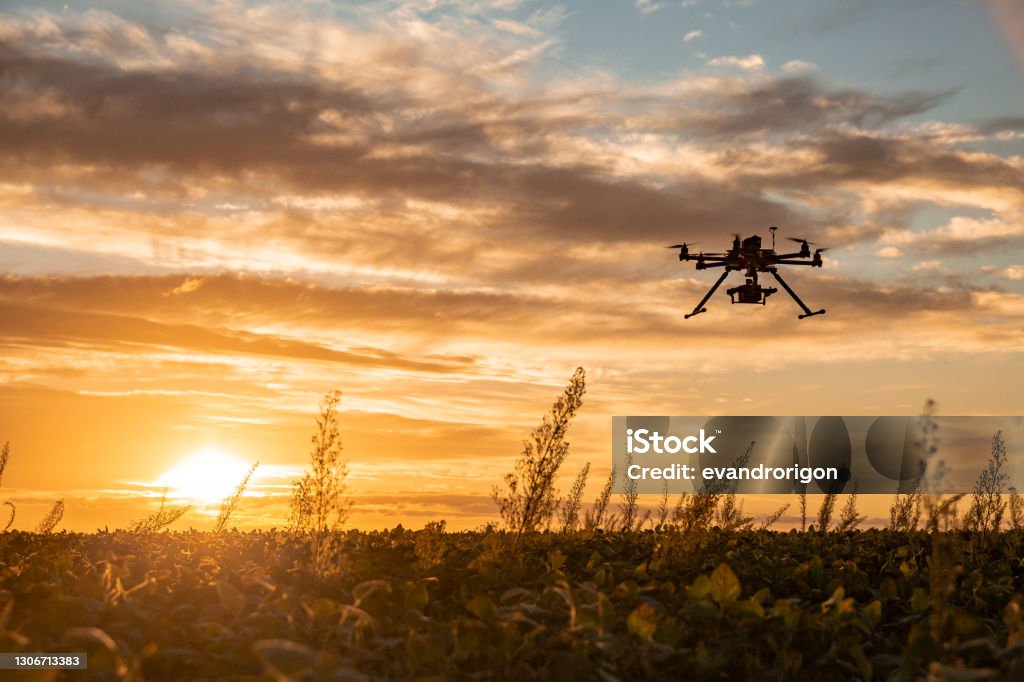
{"left": 1, "top": 527, "right": 1023, "bottom": 681}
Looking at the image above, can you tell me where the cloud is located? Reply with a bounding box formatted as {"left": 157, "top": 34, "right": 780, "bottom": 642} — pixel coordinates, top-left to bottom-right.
{"left": 0, "top": 12, "right": 996, "bottom": 284}
{"left": 164, "top": 277, "right": 204, "bottom": 296}
{"left": 663, "top": 77, "right": 953, "bottom": 139}
{"left": 683, "top": 29, "right": 702, "bottom": 42}
{"left": 0, "top": 298, "right": 478, "bottom": 373}
{"left": 634, "top": 0, "right": 665, "bottom": 15}
{"left": 985, "top": 264, "right": 1024, "bottom": 280}
{"left": 879, "top": 214, "right": 1024, "bottom": 255}
{"left": 0, "top": 4, "right": 1017, "bottom": 312}
{"left": 781, "top": 59, "right": 817, "bottom": 73}
{"left": 491, "top": 18, "right": 541, "bottom": 37}
{"left": 0, "top": 2, "right": 1015, "bottom": 336}
{"left": 706, "top": 54, "right": 765, "bottom": 70}
{"left": 1, "top": 267, "right": 1018, "bottom": 366}
{"left": 982, "top": 116, "right": 1024, "bottom": 134}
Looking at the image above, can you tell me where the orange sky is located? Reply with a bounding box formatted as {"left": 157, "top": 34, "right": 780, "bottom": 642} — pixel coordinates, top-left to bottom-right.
{"left": 0, "top": 2, "right": 1022, "bottom": 532}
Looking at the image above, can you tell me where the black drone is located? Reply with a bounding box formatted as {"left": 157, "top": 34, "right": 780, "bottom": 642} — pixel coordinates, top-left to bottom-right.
{"left": 669, "top": 226, "right": 827, "bottom": 319}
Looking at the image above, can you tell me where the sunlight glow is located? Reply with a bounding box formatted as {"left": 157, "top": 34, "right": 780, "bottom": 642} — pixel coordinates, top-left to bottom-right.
{"left": 159, "top": 447, "right": 251, "bottom": 504}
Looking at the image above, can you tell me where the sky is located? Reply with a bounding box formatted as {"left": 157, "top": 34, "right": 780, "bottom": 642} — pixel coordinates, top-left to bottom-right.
{"left": 0, "top": 0, "right": 1022, "bottom": 532}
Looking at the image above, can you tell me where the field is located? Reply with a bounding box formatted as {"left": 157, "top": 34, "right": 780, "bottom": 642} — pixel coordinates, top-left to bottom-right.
{"left": 2, "top": 527, "right": 1023, "bottom": 681}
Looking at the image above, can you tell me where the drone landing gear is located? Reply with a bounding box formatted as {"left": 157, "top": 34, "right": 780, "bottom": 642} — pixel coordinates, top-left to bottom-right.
{"left": 684, "top": 271, "right": 729, "bottom": 319}
{"left": 771, "top": 271, "right": 825, "bottom": 319}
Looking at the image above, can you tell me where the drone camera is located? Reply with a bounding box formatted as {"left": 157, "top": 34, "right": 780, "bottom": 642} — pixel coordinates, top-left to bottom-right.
{"left": 727, "top": 283, "right": 777, "bottom": 305}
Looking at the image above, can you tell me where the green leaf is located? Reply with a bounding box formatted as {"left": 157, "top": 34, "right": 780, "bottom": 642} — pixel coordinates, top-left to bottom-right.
{"left": 466, "top": 594, "right": 498, "bottom": 624}
{"left": 655, "top": 615, "right": 681, "bottom": 647}
{"left": 730, "top": 597, "right": 765, "bottom": 619}
{"left": 863, "top": 599, "right": 882, "bottom": 629}
{"left": 499, "top": 587, "right": 531, "bottom": 605}
{"left": 848, "top": 641, "right": 872, "bottom": 681}
{"left": 821, "top": 586, "right": 845, "bottom": 613}
{"left": 547, "top": 549, "right": 567, "bottom": 572}
{"left": 627, "top": 602, "right": 658, "bottom": 640}
{"left": 911, "top": 587, "right": 929, "bottom": 614}
{"left": 809, "top": 555, "right": 824, "bottom": 580}
{"left": 353, "top": 580, "right": 392, "bottom": 608}
{"left": 687, "top": 574, "right": 711, "bottom": 600}
{"left": 405, "top": 582, "right": 429, "bottom": 612}
{"left": 773, "top": 599, "right": 801, "bottom": 630}
{"left": 708, "top": 563, "right": 741, "bottom": 604}
{"left": 596, "top": 592, "right": 616, "bottom": 634}
{"left": 302, "top": 595, "right": 341, "bottom": 621}
{"left": 929, "top": 666, "right": 1000, "bottom": 681}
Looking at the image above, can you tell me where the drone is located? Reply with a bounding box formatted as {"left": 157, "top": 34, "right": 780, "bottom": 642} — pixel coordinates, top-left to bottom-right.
{"left": 668, "top": 226, "right": 827, "bottom": 319}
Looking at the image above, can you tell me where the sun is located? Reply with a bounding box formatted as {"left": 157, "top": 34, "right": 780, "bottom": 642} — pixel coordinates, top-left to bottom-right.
{"left": 160, "top": 447, "right": 252, "bottom": 504}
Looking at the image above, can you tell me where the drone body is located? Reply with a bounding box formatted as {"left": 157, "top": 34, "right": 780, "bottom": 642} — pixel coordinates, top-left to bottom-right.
{"left": 668, "top": 227, "right": 827, "bottom": 319}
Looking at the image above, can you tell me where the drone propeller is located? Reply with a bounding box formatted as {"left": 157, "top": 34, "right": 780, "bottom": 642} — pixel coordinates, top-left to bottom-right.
{"left": 814, "top": 247, "right": 831, "bottom": 253}
{"left": 666, "top": 243, "right": 694, "bottom": 249}
{"left": 785, "top": 237, "right": 819, "bottom": 245}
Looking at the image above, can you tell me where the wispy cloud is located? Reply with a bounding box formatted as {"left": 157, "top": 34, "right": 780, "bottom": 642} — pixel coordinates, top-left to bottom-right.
{"left": 984, "top": 264, "right": 1024, "bottom": 280}
{"left": 634, "top": 0, "right": 665, "bottom": 15}
{"left": 706, "top": 54, "right": 764, "bottom": 69}
{"left": 781, "top": 59, "right": 816, "bottom": 73}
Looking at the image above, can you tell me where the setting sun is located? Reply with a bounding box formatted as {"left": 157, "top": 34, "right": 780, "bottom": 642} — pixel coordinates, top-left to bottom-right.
{"left": 159, "top": 447, "right": 252, "bottom": 505}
